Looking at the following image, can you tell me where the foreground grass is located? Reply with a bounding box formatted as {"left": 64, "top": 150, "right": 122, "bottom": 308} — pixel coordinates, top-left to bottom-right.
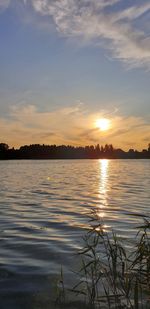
{"left": 56, "top": 213, "right": 150, "bottom": 309}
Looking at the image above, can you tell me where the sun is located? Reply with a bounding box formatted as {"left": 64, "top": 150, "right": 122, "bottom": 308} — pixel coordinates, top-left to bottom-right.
{"left": 95, "top": 118, "right": 110, "bottom": 131}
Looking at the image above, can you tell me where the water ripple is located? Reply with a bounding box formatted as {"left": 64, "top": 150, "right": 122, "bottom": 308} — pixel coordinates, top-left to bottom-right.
{"left": 0, "top": 159, "right": 149, "bottom": 308}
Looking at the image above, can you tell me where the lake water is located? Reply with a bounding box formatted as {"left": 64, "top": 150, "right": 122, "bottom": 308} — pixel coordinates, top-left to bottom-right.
{"left": 0, "top": 159, "right": 149, "bottom": 308}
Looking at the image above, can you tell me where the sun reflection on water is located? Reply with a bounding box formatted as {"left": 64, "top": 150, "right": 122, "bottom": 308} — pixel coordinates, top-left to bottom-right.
{"left": 98, "top": 159, "right": 109, "bottom": 220}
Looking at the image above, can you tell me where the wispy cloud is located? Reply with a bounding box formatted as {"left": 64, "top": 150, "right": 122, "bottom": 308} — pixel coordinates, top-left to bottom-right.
{"left": 0, "top": 0, "right": 10, "bottom": 10}
{"left": 2, "top": 0, "right": 150, "bottom": 68}
{"left": 28, "top": 0, "right": 150, "bottom": 68}
{"left": 0, "top": 103, "right": 149, "bottom": 149}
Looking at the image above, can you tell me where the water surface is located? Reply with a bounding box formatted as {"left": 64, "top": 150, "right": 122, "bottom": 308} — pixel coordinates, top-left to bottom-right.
{"left": 0, "top": 160, "right": 149, "bottom": 308}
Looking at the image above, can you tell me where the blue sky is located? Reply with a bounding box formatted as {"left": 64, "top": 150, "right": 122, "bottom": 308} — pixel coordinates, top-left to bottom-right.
{"left": 0, "top": 0, "right": 150, "bottom": 149}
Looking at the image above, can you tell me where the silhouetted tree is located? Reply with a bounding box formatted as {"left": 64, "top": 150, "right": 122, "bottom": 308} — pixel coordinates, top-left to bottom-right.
{"left": 0, "top": 143, "right": 9, "bottom": 159}
{"left": 0, "top": 142, "right": 149, "bottom": 159}
{"left": 95, "top": 144, "right": 100, "bottom": 158}
{"left": 0, "top": 143, "right": 9, "bottom": 151}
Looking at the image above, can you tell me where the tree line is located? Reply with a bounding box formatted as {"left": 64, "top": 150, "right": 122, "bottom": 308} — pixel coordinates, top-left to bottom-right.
{"left": 0, "top": 143, "right": 150, "bottom": 159}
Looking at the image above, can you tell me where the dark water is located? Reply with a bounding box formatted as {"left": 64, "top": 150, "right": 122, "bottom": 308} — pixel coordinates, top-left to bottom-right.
{"left": 0, "top": 160, "right": 149, "bottom": 308}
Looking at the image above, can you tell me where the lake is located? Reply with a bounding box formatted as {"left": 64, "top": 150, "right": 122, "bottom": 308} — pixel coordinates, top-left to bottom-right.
{"left": 0, "top": 159, "right": 149, "bottom": 308}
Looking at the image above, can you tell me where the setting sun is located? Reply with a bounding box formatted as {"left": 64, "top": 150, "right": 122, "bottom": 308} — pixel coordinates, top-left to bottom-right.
{"left": 95, "top": 118, "right": 110, "bottom": 131}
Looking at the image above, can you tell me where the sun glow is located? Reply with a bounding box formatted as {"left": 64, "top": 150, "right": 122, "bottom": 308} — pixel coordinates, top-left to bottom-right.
{"left": 95, "top": 118, "right": 110, "bottom": 131}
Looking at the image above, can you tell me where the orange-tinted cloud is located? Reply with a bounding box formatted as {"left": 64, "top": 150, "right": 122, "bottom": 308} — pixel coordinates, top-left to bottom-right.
{"left": 0, "top": 103, "right": 149, "bottom": 150}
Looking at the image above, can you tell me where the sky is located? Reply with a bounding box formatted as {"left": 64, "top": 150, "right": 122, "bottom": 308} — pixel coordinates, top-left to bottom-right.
{"left": 0, "top": 0, "right": 150, "bottom": 150}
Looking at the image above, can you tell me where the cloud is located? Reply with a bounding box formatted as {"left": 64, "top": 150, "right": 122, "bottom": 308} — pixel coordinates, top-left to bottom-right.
{"left": 0, "top": 103, "right": 86, "bottom": 147}
{"left": 28, "top": 0, "right": 150, "bottom": 68}
{"left": 1, "top": 0, "right": 150, "bottom": 67}
{"left": 0, "top": 0, "right": 10, "bottom": 10}
{"left": 0, "top": 103, "right": 149, "bottom": 150}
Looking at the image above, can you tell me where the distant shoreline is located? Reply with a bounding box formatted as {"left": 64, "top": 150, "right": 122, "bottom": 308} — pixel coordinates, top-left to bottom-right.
{"left": 0, "top": 157, "right": 150, "bottom": 160}
{"left": 0, "top": 143, "right": 150, "bottom": 160}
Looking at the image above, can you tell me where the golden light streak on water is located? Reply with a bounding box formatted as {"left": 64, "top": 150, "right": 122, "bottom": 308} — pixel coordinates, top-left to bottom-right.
{"left": 98, "top": 159, "right": 109, "bottom": 220}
